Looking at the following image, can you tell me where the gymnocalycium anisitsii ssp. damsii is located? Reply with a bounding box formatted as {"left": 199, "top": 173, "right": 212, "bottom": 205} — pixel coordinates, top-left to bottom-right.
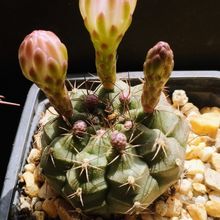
{"left": 18, "top": 0, "right": 189, "bottom": 216}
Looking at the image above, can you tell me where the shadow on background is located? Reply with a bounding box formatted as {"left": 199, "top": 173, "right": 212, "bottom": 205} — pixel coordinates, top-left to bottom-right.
{"left": 1, "top": 0, "right": 220, "bottom": 191}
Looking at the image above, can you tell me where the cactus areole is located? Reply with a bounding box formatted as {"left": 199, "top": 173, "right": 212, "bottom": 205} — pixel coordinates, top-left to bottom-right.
{"left": 18, "top": 0, "right": 189, "bottom": 217}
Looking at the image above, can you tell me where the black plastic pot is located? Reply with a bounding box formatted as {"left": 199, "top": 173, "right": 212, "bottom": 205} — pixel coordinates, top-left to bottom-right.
{"left": 1, "top": 71, "right": 220, "bottom": 220}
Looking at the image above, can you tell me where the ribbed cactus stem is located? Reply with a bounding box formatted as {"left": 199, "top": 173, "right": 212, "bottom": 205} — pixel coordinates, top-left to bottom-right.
{"left": 141, "top": 41, "right": 174, "bottom": 113}
{"left": 95, "top": 51, "right": 116, "bottom": 90}
{"left": 40, "top": 78, "right": 189, "bottom": 215}
{"left": 38, "top": 35, "right": 189, "bottom": 215}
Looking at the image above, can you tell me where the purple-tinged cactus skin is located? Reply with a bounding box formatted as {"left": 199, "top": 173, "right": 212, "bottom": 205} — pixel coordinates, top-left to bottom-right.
{"left": 72, "top": 120, "right": 87, "bottom": 136}
{"left": 110, "top": 131, "right": 127, "bottom": 151}
{"left": 119, "top": 90, "right": 131, "bottom": 104}
{"left": 18, "top": 30, "right": 73, "bottom": 118}
{"left": 84, "top": 93, "right": 99, "bottom": 112}
{"left": 79, "top": 0, "right": 137, "bottom": 90}
{"left": 141, "top": 41, "right": 174, "bottom": 113}
{"left": 124, "top": 120, "right": 133, "bottom": 130}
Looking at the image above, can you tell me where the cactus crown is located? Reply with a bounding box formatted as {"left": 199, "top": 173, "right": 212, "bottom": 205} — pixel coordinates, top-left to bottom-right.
{"left": 18, "top": 0, "right": 189, "bottom": 218}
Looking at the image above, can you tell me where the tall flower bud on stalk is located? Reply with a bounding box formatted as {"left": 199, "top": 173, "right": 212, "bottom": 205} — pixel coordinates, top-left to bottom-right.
{"left": 18, "top": 30, "right": 73, "bottom": 119}
{"left": 141, "top": 41, "right": 174, "bottom": 113}
{"left": 79, "top": 0, "right": 137, "bottom": 90}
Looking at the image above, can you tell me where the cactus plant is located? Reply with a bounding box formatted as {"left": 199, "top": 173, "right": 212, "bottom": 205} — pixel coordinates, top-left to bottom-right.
{"left": 18, "top": 1, "right": 189, "bottom": 218}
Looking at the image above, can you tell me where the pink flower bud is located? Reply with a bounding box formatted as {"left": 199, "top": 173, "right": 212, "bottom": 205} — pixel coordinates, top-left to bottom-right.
{"left": 18, "top": 30, "right": 68, "bottom": 93}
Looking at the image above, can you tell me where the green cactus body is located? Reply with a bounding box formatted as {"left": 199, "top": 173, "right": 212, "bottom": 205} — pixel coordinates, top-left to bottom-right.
{"left": 40, "top": 79, "right": 189, "bottom": 216}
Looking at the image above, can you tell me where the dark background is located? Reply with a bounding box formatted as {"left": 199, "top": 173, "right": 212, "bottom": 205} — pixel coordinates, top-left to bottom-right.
{"left": 1, "top": 0, "right": 220, "bottom": 192}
